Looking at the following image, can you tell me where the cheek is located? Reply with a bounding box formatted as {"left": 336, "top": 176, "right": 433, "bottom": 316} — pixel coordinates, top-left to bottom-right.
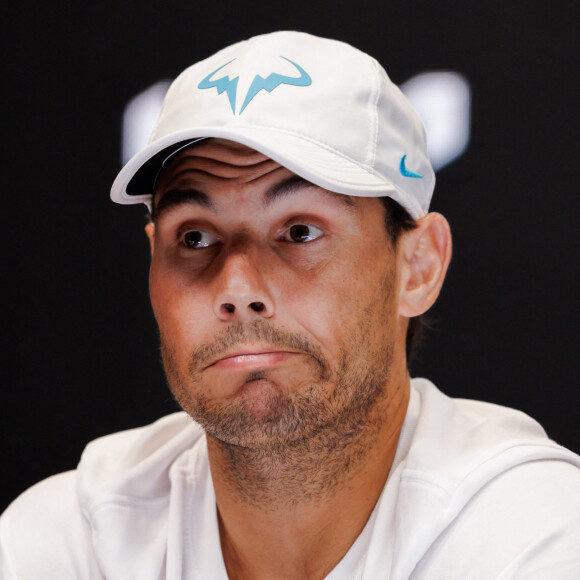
{"left": 280, "top": 248, "right": 397, "bottom": 353}
{"left": 149, "top": 261, "right": 209, "bottom": 356}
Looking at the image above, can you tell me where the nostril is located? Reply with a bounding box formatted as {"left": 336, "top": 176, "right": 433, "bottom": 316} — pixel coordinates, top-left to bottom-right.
{"left": 221, "top": 303, "right": 235, "bottom": 314}
{"left": 250, "top": 302, "right": 265, "bottom": 312}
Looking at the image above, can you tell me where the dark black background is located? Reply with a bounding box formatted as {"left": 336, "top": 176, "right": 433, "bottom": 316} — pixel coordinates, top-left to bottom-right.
{"left": 3, "top": 0, "right": 578, "bottom": 511}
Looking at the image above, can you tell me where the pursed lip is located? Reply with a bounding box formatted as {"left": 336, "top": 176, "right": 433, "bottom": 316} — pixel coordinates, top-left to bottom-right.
{"left": 205, "top": 347, "right": 300, "bottom": 371}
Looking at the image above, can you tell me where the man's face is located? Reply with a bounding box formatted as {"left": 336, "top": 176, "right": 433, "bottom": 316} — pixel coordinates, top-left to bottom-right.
{"left": 147, "top": 139, "right": 408, "bottom": 450}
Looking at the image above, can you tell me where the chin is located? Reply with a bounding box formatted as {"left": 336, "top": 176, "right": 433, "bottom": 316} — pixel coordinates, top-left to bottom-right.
{"left": 174, "top": 376, "right": 334, "bottom": 449}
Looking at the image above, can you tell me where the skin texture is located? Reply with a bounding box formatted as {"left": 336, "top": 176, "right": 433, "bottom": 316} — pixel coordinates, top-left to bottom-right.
{"left": 146, "top": 138, "right": 452, "bottom": 579}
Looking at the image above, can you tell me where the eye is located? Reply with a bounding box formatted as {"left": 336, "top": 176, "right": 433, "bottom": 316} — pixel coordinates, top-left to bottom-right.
{"left": 279, "top": 223, "right": 324, "bottom": 243}
{"left": 179, "top": 228, "right": 221, "bottom": 249}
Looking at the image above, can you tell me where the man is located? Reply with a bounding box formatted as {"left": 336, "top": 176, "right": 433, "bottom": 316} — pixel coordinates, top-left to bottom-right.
{"left": 2, "top": 31, "right": 580, "bottom": 579}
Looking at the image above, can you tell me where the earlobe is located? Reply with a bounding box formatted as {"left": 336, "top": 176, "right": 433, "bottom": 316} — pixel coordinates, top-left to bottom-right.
{"left": 145, "top": 223, "right": 155, "bottom": 256}
{"left": 397, "top": 212, "right": 452, "bottom": 317}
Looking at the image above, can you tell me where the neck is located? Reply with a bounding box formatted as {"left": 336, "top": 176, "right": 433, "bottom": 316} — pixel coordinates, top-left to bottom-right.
{"left": 207, "top": 372, "right": 410, "bottom": 580}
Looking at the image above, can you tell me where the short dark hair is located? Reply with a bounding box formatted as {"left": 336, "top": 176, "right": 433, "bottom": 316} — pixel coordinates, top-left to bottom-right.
{"left": 379, "top": 196, "right": 426, "bottom": 366}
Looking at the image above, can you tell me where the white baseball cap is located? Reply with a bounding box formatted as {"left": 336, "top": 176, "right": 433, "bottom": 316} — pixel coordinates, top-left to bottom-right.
{"left": 111, "top": 31, "right": 435, "bottom": 218}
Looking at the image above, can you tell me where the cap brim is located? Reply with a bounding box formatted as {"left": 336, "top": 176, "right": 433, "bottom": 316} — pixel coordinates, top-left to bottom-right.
{"left": 111, "top": 126, "right": 423, "bottom": 218}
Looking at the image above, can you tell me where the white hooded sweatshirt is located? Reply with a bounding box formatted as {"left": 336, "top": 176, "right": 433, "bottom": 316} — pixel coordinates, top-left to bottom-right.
{"left": 2, "top": 378, "right": 580, "bottom": 579}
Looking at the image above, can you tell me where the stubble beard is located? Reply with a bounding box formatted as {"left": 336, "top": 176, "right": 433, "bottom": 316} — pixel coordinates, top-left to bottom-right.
{"left": 160, "top": 275, "right": 398, "bottom": 505}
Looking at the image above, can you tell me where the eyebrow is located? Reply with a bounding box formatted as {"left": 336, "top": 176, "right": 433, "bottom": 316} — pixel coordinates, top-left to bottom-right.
{"left": 153, "top": 189, "right": 213, "bottom": 220}
{"left": 152, "top": 175, "right": 355, "bottom": 221}
{"left": 263, "top": 175, "right": 356, "bottom": 209}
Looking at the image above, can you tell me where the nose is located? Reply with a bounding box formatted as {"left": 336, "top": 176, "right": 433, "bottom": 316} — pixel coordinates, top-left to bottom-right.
{"left": 212, "top": 250, "right": 275, "bottom": 321}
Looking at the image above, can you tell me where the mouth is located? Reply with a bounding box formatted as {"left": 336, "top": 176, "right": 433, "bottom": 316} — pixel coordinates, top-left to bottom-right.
{"left": 206, "top": 348, "right": 300, "bottom": 372}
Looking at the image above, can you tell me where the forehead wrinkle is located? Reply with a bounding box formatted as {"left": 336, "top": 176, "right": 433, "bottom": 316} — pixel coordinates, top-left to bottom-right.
{"left": 188, "top": 138, "right": 270, "bottom": 165}
{"left": 163, "top": 153, "right": 278, "bottom": 182}
{"left": 153, "top": 159, "right": 280, "bottom": 216}
{"left": 153, "top": 143, "right": 358, "bottom": 218}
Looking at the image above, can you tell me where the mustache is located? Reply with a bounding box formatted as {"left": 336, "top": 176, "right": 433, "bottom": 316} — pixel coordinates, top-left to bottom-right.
{"left": 187, "top": 320, "right": 328, "bottom": 376}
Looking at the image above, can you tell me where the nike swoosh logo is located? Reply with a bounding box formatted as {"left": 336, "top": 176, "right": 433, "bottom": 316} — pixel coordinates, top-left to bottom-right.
{"left": 239, "top": 57, "right": 312, "bottom": 114}
{"left": 399, "top": 155, "right": 423, "bottom": 178}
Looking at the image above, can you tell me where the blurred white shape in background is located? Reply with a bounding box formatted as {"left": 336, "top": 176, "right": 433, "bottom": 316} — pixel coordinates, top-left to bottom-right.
{"left": 121, "top": 80, "right": 172, "bottom": 165}
{"left": 401, "top": 71, "right": 471, "bottom": 171}
{"left": 122, "top": 72, "right": 471, "bottom": 171}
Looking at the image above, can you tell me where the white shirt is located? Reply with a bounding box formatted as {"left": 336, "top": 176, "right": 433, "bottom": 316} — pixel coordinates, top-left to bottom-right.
{"left": 2, "top": 378, "right": 580, "bottom": 579}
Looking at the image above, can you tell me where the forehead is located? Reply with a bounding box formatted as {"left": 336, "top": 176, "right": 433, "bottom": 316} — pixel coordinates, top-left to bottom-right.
{"left": 153, "top": 139, "right": 359, "bottom": 218}
{"left": 156, "top": 139, "right": 284, "bottom": 191}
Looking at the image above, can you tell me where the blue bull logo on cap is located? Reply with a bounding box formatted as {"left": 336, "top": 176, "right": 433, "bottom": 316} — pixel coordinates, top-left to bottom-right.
{"left": 198, "top": 57, "right": 312, "bottom": 115}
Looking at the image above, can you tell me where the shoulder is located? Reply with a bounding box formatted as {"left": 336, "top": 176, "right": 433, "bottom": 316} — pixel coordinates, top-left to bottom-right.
{"left": 398, "top": 379, "right": 580, "bottom": 578}
{"left": 412, "top": 459, "right": 580, "bottom": 578}
{"left": 77, "top": 411, "right": 203, "bottom": 499}
{"left": 0, "top": 471, "right": 102, "bottom": 579}
{"left": 406, "top": 378, "right": 580, "bottom": 478}
{"left": 1, "top": 412, "right": 204, "bottom": 579}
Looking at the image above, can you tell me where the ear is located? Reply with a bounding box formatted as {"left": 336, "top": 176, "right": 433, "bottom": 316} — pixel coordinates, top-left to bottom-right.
{"left": 145, "top": 223, "right": 155, "bottom": 256}
{"left": 397, "top": 212, "right": 452, "bottom": 317}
